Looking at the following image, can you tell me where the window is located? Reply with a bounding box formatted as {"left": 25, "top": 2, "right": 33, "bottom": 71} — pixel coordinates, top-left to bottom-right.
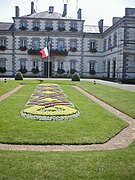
{"left": 45, "top": 21, "right": 53, "bottom": 31}
{"left": 89, "top": 61, "right": 96, "bottom": 75}
{"left": 89, "top": 62, "right": 95, "bottom": 71}
{"left": 33, "top": 21, "right": 40, "bottom": 31}
{"left": 70, "top": 23, "right": 77, "bottom": 31}
{"left": 20, "top": 59, "right": 26, "bottom": 69}
{"left": 70, "top": 60, "right": 76, "bottom": 69}
{"left": 70, "top": 40, "right": 77, "bottom": 51}
{"left": 113, "top": 33, "right": 117, "bottom": 47}
{"left": 70, "top": 23, "right": 77, "bottom": 29}
{"left": 58, "top": 21, "right": 65, "bottom": 29}
{"left": 0, "top": 38, "right": 6, "bottom": 50}
{"left": 32, "top": 39, "right": 40, "bottom": 50}
{"left": 103, "top": 39, "right": 106, "bottom": 51}
{"left": 33, "top": 61, "right": 38, "bottom": 68}
{"left": 58, "top": 39, "right": 65, "bottom": 50}
{"left": 20, "top": 21, "right": 27, "bottom": 28}
{"left": 108, "top": 36, "right": 112, "bottom": 49}
{"left": 20, "top": 38, "right": 27, "bottom": 47}
{"left": 33, "top": 21, "right": 40, "bottom": 27}
{"left": 58, "top": 62, "right": 63, "bottom": 69}
{"left": 103, "top": 60, "right": 106, "bottom": 73}
{"left": 90, "top": 42, "right": 96, "bottom": 50}
{"left": 19, "top": 21, "right": 27, "bottom": 30}
{"left": 0, "top": 38, "right": 6, "bottom": 46}
{"left": 70, "top": 40, "right": 77, "bottom": 48}
{"left": 0, "top": 58, "right": 6, "bottom": 67}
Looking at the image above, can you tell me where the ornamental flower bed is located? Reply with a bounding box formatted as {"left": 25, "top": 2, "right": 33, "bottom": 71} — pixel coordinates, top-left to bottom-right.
{"left": 21, "top": 84, "right": 80, "bottom": 121}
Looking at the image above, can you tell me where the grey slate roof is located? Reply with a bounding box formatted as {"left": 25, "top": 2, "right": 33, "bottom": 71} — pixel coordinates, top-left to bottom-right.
{"left": 22, "top": 11, "right": 75, "bottom": 20}
{"left": 84, "top": 25, "right": 110, "bottom": 33}
{"left": 0, "top": 22, "right": 13, "bottom": 30}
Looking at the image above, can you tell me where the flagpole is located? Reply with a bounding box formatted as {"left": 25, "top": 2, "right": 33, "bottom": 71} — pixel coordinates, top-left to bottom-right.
{"left": 48, "top": 54, "right": 50, "bottom": 79}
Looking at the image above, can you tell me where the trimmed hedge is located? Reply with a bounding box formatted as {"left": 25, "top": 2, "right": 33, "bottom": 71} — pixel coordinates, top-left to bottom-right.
{"left": 71, "top": 72, "right": 80, "bottom": 81}
{"left": 15, "top": 71, "right": 23, "bottom": 80}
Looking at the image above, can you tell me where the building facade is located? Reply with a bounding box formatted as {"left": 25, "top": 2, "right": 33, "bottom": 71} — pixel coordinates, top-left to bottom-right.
{"left": 0, "top": 2, "right": 135, "bottom": 82}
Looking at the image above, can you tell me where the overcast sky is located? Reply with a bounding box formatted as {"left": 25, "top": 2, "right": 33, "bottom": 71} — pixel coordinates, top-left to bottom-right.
{"left": 0, "top": 0, "right": 135, "bottom": 26}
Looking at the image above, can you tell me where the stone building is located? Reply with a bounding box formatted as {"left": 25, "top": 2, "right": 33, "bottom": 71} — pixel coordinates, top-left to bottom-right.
{"left": 0, "top": 2, "right": 135, "bottom": 81}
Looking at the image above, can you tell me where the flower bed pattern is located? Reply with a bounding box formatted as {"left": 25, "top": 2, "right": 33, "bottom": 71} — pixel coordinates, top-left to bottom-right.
{"left": 21, "top": 84, "right": 80, "bottom": 121}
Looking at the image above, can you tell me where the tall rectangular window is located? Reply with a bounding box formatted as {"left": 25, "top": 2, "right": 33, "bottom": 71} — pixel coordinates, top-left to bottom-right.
{"left": 33, "top": 21, "right": 40, "bottom": 27}
{"left": 0, "top": 38, "right": 6, "bottom": 46}
{"left": 0, "top": 58, "right": 6, "bottom": 67}
{"left": 33, "top": 39, "right": 40, "bottom": 50}
{"left": 58, "top": 39, "right": 64, "bottom": 50}
{"left": 90, "top": 42, "right": 96, "bottom": 50}
{"left": 89, "top": 62, "right": 95, "bottom": 71}
{"left": 58, "top": 22, "right": 65, "bottom": 28}
{"left": 58, "top": 62, "right": 63, "bottom": 69}
{"left": 20, "top": 21, "right": 27, "bottom": 27}
{"left": 70, "top": 40, "right": 77, "bottom": 48}
{"left": 20, "top": 38, "right": 27, "bottom": 47}
{"left": 33, "top": 61, "right": 38, "bottom": 68}
{"left": 103, "top": 39, "right": 106, "bottom": 51}
{"left": 108, "top": 36, "right": 112, "bottom": 49}
{"left": 70, "top": 61, "right": 76, "bottom": 69}
{"left": 20, "top": 59, "right": 26, "bottom": 69}
{"left": 103, "top": 60, "right": 106, "bottom": 73}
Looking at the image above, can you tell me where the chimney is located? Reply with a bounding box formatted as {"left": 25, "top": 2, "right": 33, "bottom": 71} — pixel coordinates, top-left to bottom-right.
{"left": 125, "top": 8, "right": 135, "bottom": 16}
{"left": 31, "top": 1, "right": 34, "bottom": 14}
{"left": 62, "top": 4, "right": 67, "bottom": 17}
{"left": 77, "top": 9, "right": 82, "bottom": 20}
{"left": 112, "top": 17, "right": 121, "bottom": 25}
{"left": 49, "top": 6, "right": 54, "bottom": 13}
{"left": 98, "top": 19, "right": 103, "bottom": 33}
{"left": 15, "top": 6, "right": 20, "bottom": 17}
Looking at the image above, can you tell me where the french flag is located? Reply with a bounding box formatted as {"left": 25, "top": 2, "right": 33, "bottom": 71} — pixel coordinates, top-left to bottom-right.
{"left": 40, "top": 47, "right": 48, "bottom": 58}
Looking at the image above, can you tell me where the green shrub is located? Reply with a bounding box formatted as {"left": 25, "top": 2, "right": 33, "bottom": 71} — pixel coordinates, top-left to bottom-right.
{"left": 71, "top": 72, "right": 80, "bottom": 81}
{"left": 0, "top": 67, "right": 6, "bottom": 73}
{"left": 15, "top": 71, "right": 23, "bottom": 80}
{"left": 31, "top": 67, "right": 39, "bottom": 74}
{"left": 57, "top": 68, "right": 65, "bottom": 74}
{"left": 70, "top": 68, "right": 76, "bottom": 74}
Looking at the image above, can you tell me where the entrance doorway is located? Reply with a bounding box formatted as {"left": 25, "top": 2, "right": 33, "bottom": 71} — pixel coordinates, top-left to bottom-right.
{"left": 107, "top": 61, "right": 110, "bottom": 78}
{"left": 112, "top": 60, "right": 116, "bottom": 79}
{"left": 44, "top": 61, "right": 52, "bottom": 77}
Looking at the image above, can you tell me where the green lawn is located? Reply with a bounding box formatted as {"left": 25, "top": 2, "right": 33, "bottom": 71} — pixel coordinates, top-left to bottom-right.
{"left": 0, "top": 81, "right": 127, "bottom": 145}
{"left": 77, "top": 81, "right": 135, "bottom": 118}
{"left": 0, "top": 80, "right": 20, "bottom": 96}
{"left": 0, "top": 141, "right": 135, "bottom": 179}
{"left": 0, "top": 79, "right": 135, "bottom": 180}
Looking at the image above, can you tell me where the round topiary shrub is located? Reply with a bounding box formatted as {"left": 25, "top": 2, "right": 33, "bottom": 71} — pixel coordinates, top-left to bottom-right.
{"left": 71, "top": 72, "right": 80, "bottom": 81}
{"left": 15, "top": 71, "right": 23, "bottom": 80}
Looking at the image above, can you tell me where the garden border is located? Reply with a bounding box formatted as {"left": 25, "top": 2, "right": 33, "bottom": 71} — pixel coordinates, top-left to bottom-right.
{"left": 0, "top": 85, "right": 135, "bottom": 152}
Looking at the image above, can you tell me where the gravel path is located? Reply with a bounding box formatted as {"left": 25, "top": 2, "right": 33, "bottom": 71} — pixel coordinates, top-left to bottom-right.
{"left": 0, "top": 85, "right": 135, "bottom": 152}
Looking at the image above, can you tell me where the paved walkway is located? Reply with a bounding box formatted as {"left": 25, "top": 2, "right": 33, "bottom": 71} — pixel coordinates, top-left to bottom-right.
{"left": 0, "top": 85, "right": 23, "bottom": 101}
{"left": 0, "top": 85, "right": 135, "bottom": 152}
